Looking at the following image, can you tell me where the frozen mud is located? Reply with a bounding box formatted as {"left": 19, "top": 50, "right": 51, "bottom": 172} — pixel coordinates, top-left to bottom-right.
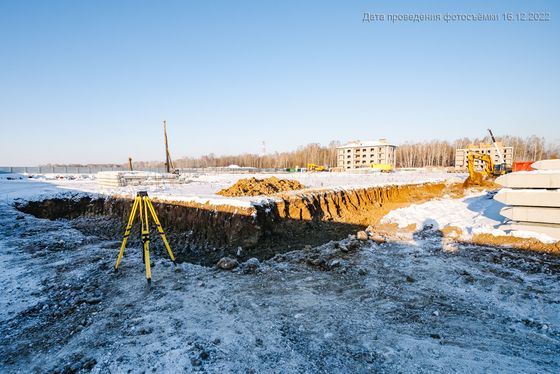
{"left": 1, "top": 201, "right": 559, "bottom": 373}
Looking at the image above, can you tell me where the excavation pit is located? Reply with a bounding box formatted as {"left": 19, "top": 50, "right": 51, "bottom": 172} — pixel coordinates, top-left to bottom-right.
{"left": 15, "top": 182, "right": 466, "bottom": 266}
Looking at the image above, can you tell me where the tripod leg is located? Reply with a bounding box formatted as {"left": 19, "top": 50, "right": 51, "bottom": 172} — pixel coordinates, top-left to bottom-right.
{"left": 141, "top": 197, "right": 152, "bottom": 283}
{"left": 115, "top": 196, "right": 140, "bottom": 272}
{"left": 145, "top": 198, "right": 176, "bottom": 263}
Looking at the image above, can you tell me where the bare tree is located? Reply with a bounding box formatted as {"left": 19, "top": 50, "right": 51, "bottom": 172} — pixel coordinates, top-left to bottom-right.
{"left": 82, "top": 135, "right": 557, "bottom": 170}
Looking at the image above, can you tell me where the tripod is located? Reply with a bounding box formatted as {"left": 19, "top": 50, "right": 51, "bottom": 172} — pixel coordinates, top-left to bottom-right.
{"left": 114, "top": 191, "right": 176, "bottom": 283}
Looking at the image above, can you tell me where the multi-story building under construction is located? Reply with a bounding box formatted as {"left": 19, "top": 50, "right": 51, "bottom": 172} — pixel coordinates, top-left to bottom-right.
{"left": 455, "top": 142, "right": 514, "bottom": 171}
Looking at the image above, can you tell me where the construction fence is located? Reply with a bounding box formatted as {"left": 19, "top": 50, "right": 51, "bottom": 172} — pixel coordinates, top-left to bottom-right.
{"left": 0, "top": 166, "right": 290, "bottom": 175}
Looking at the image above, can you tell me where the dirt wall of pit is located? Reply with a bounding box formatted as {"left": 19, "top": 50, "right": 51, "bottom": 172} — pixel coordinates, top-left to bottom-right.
{"left": 16, "top": 182, "right": 463, "bottom": 265}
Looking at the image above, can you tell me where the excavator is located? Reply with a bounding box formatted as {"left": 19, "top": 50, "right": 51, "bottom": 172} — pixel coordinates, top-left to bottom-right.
{"left": 464, "top": 129, "right": 510, "bottom": 186}
{"left": 465, "top": 152, "right": 498, "bottom": 186}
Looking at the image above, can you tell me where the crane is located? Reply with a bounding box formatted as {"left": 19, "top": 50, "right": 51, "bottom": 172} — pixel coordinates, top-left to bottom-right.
{"left": 487, "top": 128, "right": 507, "bottom": 173}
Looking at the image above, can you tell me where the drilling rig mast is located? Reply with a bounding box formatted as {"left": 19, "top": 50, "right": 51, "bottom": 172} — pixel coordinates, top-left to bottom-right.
{"left": 163, "top": 120, "right": 175, "bottom": 173}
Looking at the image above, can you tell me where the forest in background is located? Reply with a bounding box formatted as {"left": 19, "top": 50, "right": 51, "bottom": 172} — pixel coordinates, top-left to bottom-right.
{"left": 46, "top": 135, "right": 559, "bottom": 169}
{"left": 171, "top": 135, "right": 559, "bottom": 169}
{"left": 396, "top": 134, "right": 557, "bottom": 168}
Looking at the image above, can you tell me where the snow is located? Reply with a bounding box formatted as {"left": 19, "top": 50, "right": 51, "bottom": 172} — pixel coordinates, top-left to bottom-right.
{"left": 382, "top": 191, "right": 559, "bottom": 244}
{"left": 0, "top": 171, "right": 462, "bottom": 208}
{"left": 338, "top": 139, "right": 396, "bottom": 147}
{"left": 1, "top": 171, "right": 559, "bottom": 372}
{"left": 0, "top": 200, "right": 558, "bottom": 372}
{"left": 511, "top": 169, "right": 560, "bottom": 175}
{"left": 2, "top": 171, "right": 558, "bottom": 245}
{"left": 2, "top": 171, "right": 557, "bottom": 244}
{"left": 498, "top": 187, "right": 560, "bottom": 193}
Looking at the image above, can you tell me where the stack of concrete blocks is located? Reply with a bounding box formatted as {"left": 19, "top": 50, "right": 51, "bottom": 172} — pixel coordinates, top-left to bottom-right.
{"left": 494, "top": 159, "right": 560, "bottom": 240}
{"left": 96, "top": 171, "right": 179, "bottom": 187}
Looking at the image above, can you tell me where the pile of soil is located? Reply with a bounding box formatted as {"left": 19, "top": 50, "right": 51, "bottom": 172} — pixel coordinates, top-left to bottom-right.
{"left": 463, "top": 174, "right": 501, "bottom": 189}
{"left": 470, "top": 233, "right": 560, "bottom": 254}
{"left": 217, "top": 176, "right": 306, "bottom": 197}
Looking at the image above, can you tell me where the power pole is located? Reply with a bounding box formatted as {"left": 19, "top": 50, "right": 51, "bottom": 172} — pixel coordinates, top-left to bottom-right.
{"left": 163, "top": 120, "right": 174, "bottom": 173}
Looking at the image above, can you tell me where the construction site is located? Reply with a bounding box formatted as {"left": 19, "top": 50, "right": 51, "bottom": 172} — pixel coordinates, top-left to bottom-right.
{"left": 2, "top": 2, "right": 559, "bottom": 373}
{"left": 0, "top": 122, "right": 559, "bottom": 373}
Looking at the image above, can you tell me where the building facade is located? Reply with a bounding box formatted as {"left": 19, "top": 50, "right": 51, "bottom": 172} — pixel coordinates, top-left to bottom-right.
{"left": 455, "top": 142, "right": 514, "bottom": 171}
{"left": 337, "top": 139, "right": 397, "bottom": 170}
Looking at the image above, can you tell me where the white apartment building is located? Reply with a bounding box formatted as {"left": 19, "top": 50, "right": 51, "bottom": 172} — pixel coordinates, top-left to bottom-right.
{"left": 337, "top": 139, "right": 397, "bottom": 170}
{"left": 455, "top": 142, "right": 514, "bottom": 171}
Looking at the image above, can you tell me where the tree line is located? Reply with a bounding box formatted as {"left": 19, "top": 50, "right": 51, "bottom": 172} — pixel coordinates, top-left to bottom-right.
{"left": 396, "top": 135, "right": 558, "bottom": 168}
{"left": 170, "top": 135, "right": 557, "bottom": 169}
{"left": 172, "top": 141, "right": 342, "bottom": 169}
{"left": 44, "top": 135, "right": 558, "bottom": 169}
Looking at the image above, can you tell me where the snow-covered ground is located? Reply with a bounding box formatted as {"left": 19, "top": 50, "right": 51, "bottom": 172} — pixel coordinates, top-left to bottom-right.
{"left": 382, "top": 191, "right": 559, "bottom": 244}
{"left": 1, "top": 171, "right": 557, "bottom": 245}
{"left": 0, "top": 171, "right": 463, "bottom": 207}
{"left": 0, "top": 196, "right": 558, "bottom": 373}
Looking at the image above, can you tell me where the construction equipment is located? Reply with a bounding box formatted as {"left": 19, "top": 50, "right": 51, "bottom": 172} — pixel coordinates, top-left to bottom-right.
{"left": 464, "top": 129, "right": 511, "bottom": 186}
{"left": 487, "top": 128, "right": 509, "bottom": 174}
{"left": 163, "top": 120, "right": 176, "bottom": 174}
{"left": 114, "top": 191, "right": 176, "bottom": 283}
{"left": 307, "top": 163, "right": 326, "bottom": 172}
{"left": 465, "top": 152, "right": 494, "bottom": 185}
{"left": 464, "top": 151, "right": 509, "bottom": 186}
{"left": 370, "top": 163, "right": 393, "bottom": 172}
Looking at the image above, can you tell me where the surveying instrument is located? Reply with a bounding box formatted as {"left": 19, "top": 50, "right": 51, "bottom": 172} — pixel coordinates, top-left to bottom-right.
{"left": 114, "top": 191, "right": 176, "bottom": 283}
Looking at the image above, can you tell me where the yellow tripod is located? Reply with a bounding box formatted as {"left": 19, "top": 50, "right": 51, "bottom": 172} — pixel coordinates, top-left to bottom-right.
{"left": 114, "top": 191, "right": 175, "bottom": 283}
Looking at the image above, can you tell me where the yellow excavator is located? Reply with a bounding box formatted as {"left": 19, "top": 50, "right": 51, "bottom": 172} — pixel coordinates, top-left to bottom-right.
{"left": 464, "top": 129, "right": 510, "bottom": 186}
{"left": 465, "top": 152, "right": 496, "bottom": 186}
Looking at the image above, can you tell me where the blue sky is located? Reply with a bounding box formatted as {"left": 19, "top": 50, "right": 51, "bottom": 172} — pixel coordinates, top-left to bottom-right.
{"left": 0, "top": 0, "right": 558, "bottom": 165}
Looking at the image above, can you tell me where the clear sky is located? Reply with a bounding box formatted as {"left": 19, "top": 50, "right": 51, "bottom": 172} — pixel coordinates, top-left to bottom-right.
{"left": 1, "top": 0, "right": 558, "bottom": 166}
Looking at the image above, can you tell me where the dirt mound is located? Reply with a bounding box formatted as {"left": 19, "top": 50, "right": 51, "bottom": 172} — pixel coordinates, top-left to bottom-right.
{"left": 463, "top": 174, "right": 501, "bottom": 189}
{"left": 469, "top": 233, "right": 560, "bottom": 254}
{"left": 217, "top": 177, "right": 306, "bottom": 197}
